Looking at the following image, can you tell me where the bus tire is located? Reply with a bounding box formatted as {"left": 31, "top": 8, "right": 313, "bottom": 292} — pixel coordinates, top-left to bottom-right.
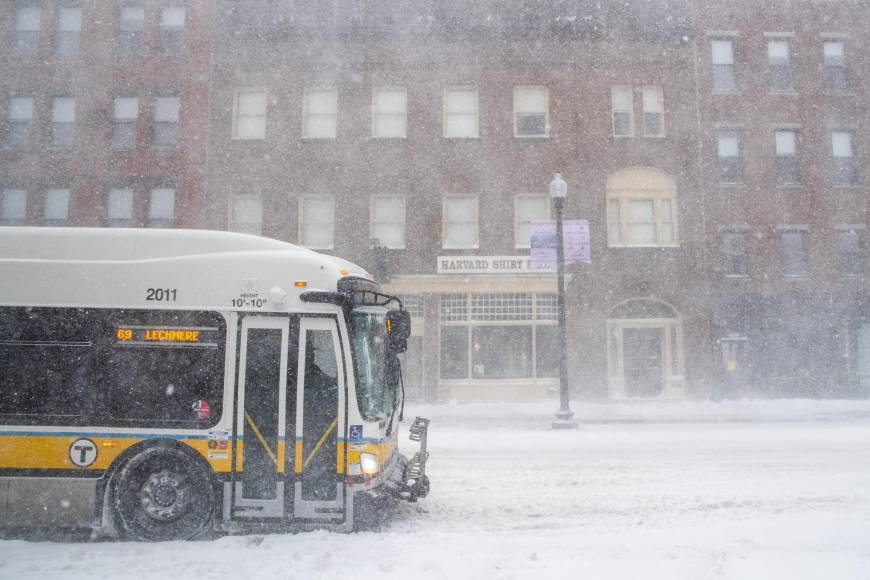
{"left": 112, "top": 446, "right": 214, "bottom": 542}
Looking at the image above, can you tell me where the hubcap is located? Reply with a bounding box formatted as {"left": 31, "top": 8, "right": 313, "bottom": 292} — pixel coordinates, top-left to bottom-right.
{"left": 139, "top": 469, "right": 191, "bottom": 522}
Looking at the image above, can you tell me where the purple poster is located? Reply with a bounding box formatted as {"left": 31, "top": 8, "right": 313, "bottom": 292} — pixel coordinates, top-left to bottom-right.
{"left": 528, "top": 220, "right": 591, "bottom": 270}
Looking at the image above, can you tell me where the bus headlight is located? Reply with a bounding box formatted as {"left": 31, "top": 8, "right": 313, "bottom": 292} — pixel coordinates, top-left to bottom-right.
{"left": 360, "top": 453, "right": 379, "bottom": 475}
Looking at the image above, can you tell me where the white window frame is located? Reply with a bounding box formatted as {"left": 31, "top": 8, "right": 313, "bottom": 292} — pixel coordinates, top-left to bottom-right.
{"left": 442, "top": 195, "right": 479, "bottom": 250}
{"left": 1, "top": 189, "right": 28, "bottom": 225}
{"left": 443, "top": 86, "right": 479, "bottom": 139}
{"left": 514, "top": 194, "right": 551, "bottom": 249}
{"left": 513, "top": 86, "right": 548, "bottom": 138}
{"left": 232, "top": 90, "right": 267, "bottom": 141}
{"left": 15, "top": 6, "right": 41, "bottom": 54}
{"left": 55, "top": 6, "right": 82, "bottom": 57}
{"left": 775, "top": 128, "right": 801, "bottom": 186}
{"left": 780, "top": 227, "right": 809, "bottom": 278}
{"left": 147, "top": 187, "right": 176, "bottom": 228}
{"left": 8, "top": 96, "right": 34, "bottom": 149}
{"left": 642, "top": 86, "right": 664, "bottom": 137}
{"left": 105, "top": 187, "right": 135, "bottom": 227}
{"left": 369, "top": 195, "right": 406, "bottom": 249}
{"left": 228, "top": 194, "right": 263, "bottom": 235}
{"left": 302, "top": 87, "right": 338, "bottom": 140}
{"left": 158, "top": 6, "right": 185, "bottom": 54}
{"left": 43, "top": 188, "right": 70, "bottom": 224}
{"left": 717, "top": 128, "right": 743, "bottom": 184}
{"left": 711, "top": 38, "right": 737, "bottom": 93}
{"left": 611, "top": 86, "right": 634, "bottom": 138}
{"left": 299, "top": 195, "right": 336, "bottom": 250}
{"left": 111, "top": 96, "right": 139, "bottom": 149}
{"left": 371, "top": 87, "right": 407, "bottom": 139}
{"left": 831, "top": 130, "right": 856, "bottom": 186}
{"left": 822, "top": 37, "right": 848, "bottom": 91}
{"left": 606, "top": 170, "right": 679, "bottom": 248}
{"left": 51, "top": 96, "right": 76, "bottom": 149}
{"left": 153, "top": 96, "right": 181, "bottom": 149}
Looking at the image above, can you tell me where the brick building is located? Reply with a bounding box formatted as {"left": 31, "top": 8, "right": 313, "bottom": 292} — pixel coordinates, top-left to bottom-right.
{"left": 0, "top": 0, "right": 213, "bottom": 230}
{"left": 3, "top": 0, "right": 868, "bottom": 401}
{"left": 695, "top": 0, "right": 870, "bottom": 398}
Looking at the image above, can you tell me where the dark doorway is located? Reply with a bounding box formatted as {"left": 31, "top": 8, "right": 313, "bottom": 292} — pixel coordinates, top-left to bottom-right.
{"left": 623, "top": 327, "right": 663, "bottom": 397}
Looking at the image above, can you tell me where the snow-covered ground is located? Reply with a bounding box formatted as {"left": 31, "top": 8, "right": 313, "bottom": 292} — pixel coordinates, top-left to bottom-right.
{"left": 2, "top": 400, "right": 869, "bottom": 580}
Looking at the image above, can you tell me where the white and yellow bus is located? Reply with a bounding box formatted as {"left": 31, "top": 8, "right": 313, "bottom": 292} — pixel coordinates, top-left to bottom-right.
{"left": 0, "top": 227, "right": 429, "bottom": 539}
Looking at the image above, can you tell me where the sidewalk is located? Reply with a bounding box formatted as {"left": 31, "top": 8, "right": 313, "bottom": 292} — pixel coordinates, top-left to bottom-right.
{"left": 405, "top": 398, "right": 870, "bottom": 428}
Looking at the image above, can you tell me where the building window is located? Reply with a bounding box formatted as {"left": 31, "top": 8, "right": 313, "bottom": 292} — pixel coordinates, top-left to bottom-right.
{"left": 300, "top": 196, "right": 335, "bottom": 249}
{"left": 606, "top": 168, "right": 678, "bottom": 247}
{"left": 302, "top": 88, "right": 337, "bottom": 139}
{"left": 443, "top": 196, "right": 478, "bottom": 249}
{"left": 711, "top": 38, "right": 736, "bottom": 92}
{"left": 232, "top": 91, "right": 266, "bottom": 140}
{"left": 7, "top": 97, "right": 34, "bottom": 150}
{"left": 15, "top": 6, "right": 40, "bottom": 55}
{"left": 515, "top": 194, "right": 550, "bottom": 248}
{"left": 781, "top": 229, "right": 808, "bottom": 277}
{"left": 158, "top": 6, "right": 185, "bottom": 55}
{"left": 1, "top": 189, "right": 27, "bottom": 226}
{"left": 839, "top": 229, "right": 863, "bottom": 278}
{"left": 717, "top": 129, "right": 742, "bottom": 184}
{"left": 370, "top": 196, "right": 405, "bottom": 249}
{"left": 43, "top": 189, "right": 70, "bottom": 225}
{"left": 513, "top": 86, "right": 548, "bottom": 137}
{"left": 642, "top": 86, "right": 664, "bottom": 137}
{"left": 112, "top": 97, "right": 139, "bottom": 150}
{"left": 722, "top": 231, "right": 748, "bottom": 277}
{"left": 229, "top": 195, "right": 262, "bottom": 235}
{"left": 831, "top": 131, "right": 856, "bottom": 185}
{"left": 767, "top": 39, "right": 793, "bottom": 92}
{"left": 443, "top": 87, "right": 478, "bottom": 138}
{"left": 823, "top": 39, "right": 848, "bottom": 91}
{"left": 371, "top": 89, "right": 407, "bottom": 139}
{"left": 153, "top": 97, "right": 180, "bottom": 149}
{"left": 147, "top": 188, "right": 175, "bottom": 228}
{"left": 611, "top": 86, "right": 633, "bottom": 138}
{"left": 51, "top": 97, "right": 75, "bottom": 149}
{"left": 117, "top": 6, "right": 144, "bottom": 56}
{"left": 775, "top": 129, "right": 800, "bottom": 186}
{"left": 439, "top": 293, "right": 558, "bottom": 380}
{"left": 55, "top": 6, "right": 82, "bottom": 57}
{"left": 106, "top": 188, "right": 134, "bottom": 227}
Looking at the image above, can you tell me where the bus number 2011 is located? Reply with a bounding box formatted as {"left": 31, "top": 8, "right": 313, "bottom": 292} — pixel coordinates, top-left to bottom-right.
{"left": 146, "top": 288, "right": 177, "bottom": 302}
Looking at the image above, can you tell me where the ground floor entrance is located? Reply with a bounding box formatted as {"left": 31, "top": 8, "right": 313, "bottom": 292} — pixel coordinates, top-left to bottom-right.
{"left": 606, "top": 299, "right": 685, "bottom": 399}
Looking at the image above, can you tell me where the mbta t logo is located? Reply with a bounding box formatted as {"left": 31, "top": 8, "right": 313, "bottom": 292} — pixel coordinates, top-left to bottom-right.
{"left": 68, "top": 438, "right": 98, "bottom": 468}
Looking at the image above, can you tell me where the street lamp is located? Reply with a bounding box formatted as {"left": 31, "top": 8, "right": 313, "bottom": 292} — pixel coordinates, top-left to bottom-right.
{"left": 549, "top": 172, "right": 578, "bottom": 429}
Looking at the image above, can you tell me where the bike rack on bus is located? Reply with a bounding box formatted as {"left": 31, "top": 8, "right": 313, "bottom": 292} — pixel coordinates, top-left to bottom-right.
{"left": 404, "top": 417, "right": 430, "bottom": 501}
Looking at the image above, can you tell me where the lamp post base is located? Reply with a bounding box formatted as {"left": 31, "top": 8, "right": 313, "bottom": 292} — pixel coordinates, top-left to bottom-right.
{"left": 551, "top": 409, "right": 579, "bottom": 430}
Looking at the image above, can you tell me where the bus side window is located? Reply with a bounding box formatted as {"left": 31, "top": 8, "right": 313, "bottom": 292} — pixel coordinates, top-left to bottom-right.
{"left": 0, "top": 307, "right": 96, "bottom": 423}
{"left": 101, "top": 310, "right": 226, "bottom": 426}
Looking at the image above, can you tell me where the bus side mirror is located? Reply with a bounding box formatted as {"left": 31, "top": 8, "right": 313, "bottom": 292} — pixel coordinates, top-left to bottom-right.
{"left": 386, "top": 310, "right": 411, "bottom": 353}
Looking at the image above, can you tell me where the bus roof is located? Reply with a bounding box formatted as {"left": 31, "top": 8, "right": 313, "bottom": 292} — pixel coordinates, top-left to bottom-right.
{"left": 1, "top": 227, "right": 323, "bottom": 261}
{"left": 0, "top": 228, "right": 374, "bottom": 311}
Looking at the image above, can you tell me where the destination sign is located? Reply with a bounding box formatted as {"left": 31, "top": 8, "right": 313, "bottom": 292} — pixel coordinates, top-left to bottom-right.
{"left": 115, "top": 326, "right": 219, "bottom": 347}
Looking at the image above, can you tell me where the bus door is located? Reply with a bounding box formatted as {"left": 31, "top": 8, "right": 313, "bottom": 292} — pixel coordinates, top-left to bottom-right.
{"left": 231, "top": 316, "right": 289, "bottom": 520}
{"left": 290, "top": 317, "right": 346, "bottom": 522}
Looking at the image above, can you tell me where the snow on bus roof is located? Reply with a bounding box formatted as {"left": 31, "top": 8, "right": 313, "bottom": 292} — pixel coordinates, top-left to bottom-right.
{"left": 0, "top": 227, "right": 313, "bottom": 261}
{"left": 0, "top": 227, "right": 373, "bottom": 290}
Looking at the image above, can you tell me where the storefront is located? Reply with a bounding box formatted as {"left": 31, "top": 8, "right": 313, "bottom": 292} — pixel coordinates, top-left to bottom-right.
{"left": 384, "top": 256, "right": 559, "bottom": 401}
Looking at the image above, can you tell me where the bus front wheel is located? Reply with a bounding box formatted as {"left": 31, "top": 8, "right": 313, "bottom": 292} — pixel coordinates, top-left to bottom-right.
{"left": 112, "top": 446, "right": 214, "bottom": 541}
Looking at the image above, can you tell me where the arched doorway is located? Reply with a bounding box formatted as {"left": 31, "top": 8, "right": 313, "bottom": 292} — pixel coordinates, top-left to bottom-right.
{"left": 607, "top": 298, "right": 685, "bottom": 399}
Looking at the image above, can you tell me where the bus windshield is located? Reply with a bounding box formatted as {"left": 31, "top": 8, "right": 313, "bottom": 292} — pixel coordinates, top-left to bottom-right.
{"left": 350, "top": 309, "right": 395, "bottom": 421}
